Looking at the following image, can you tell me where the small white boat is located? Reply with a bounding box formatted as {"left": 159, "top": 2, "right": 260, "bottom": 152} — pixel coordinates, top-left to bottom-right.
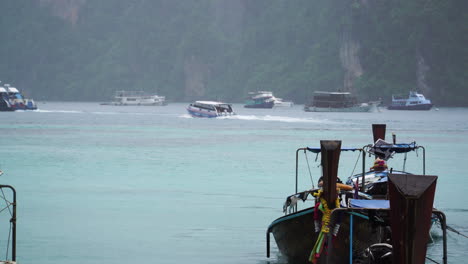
{"left": 187, "top": 101, "right": 235, "bottom": 118}
{"left": 112, "top": 90, "right": 166, "bottom": 106}
{"left": 244, "top": 91, "right": 276, "bottom": 108}
{"left": 273, "top": 98, "right": 294, "bottom": 107}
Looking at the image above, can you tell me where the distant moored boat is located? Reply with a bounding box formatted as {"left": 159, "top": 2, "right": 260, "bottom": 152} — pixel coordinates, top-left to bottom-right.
{"left": 387, "top": 91, "right": 433, "bottom": 110}
{"left": 111, "top": 90, "right": 167, "bottom": 106}
{"left": 304, "top": 91, "right": 373, "bottom": 112}
{"left": 244, "top": 91, "right": 276, "bottom": 108}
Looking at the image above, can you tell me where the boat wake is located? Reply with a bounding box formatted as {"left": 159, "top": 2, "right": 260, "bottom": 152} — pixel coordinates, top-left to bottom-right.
{"left": 180, "top": 114, "right": 331, "bottom": 123}
{"left": 230, "top": 115, "right": 326, "bottom": 123}
{"left": 34, "top": 109, "right": 156, "bottom": 115}
{"left": 34, "top": 109, "right": 83, "bottom": 114}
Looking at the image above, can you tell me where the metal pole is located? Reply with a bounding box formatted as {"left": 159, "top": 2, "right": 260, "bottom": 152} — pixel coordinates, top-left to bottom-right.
{"left": 266, "top": 230, "right": 270, "bottom": 258}
{"left": 361, "top": 149, "right": 366, "bottom": 192}
{"left": 0, "top": 185, "right": 16, "bottom": 262}
{"left": 437, "top": 211, "right": 448, "bottom": 264}
{"left": 420, "top": 146, "right": 426, "bottom": 175}
{"left": 349, "top": 214, "right": 353, "bottom": 264}
{"left": 296, "top": 148, "right": 302, "bottom": 194}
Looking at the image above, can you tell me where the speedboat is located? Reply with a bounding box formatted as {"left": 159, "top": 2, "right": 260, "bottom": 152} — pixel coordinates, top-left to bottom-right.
{"left": 0, "top": 83, "right": 37, "bottom": 111}
{"left": 244, "top": 91, "right": 276, "bottom": 108}
{"left": 387, "top": 91, "right": 433, "bottom": 110}
{"left": 112, "top": 90, "right": 166, "bottom": 106}
{"left": 273, "top": 97, "right": 294, "bottom": 107}
{"left": 186, "top": 101, "right": 235, "bottom": 118}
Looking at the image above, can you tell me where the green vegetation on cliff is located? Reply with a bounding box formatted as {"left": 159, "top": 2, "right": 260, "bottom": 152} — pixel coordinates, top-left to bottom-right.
{"left": 0, "top": 0, "right": 466, "bottom": 105}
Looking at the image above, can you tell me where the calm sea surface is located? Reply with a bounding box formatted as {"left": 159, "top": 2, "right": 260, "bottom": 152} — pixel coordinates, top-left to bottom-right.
{"left": 0, "top": 102, "right": 467, "bottom": 264}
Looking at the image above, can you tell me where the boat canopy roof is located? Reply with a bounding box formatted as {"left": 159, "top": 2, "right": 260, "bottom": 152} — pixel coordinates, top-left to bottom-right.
{"left": 8, "top": 87, "right": 19, "bottom": 93}
{"left": 248, "top": 91, "right": 273, "bottom": 95}
{"left": 306, "top": 147, "right": 361, "bottom": 153}
{"left": 194, "top": 100, "right": 231, "bottom": 106}
{"left": 115, "top": 90, "right": 159, "bottom": 96}
{"left": 314, "top": 91, "right": 351, "bottom": 95}
{"left": 369, "top": 141, "right": 418, "bottom": 153}
{"left": 306, "top": 142, "right": 418, "bottom": 155}
{"left": 0, "top": 87, "right": 6, "bottom": 92}
{"left": 349, "top": 199, "right": 389, "bottom": 209}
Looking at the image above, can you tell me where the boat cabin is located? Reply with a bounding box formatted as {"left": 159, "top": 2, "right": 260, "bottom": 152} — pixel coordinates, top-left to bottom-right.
{"left": 191, "top": 101, "right": 233, "bottom": 113}
{"left": 309, "top": 91, "right": 358, "bottom": 108}
{"left": 388, "top": 91, "right": 432, "bottom": 110}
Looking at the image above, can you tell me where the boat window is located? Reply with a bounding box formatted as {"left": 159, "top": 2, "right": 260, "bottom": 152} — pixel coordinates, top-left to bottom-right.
{"left": 194, "top": 103, "right": 215, "bottom": 111}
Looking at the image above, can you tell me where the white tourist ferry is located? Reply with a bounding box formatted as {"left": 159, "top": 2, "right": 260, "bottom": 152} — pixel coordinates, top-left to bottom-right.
{"left": 387, "top": 91, "right": 433, "bottom": 110}
{"left": 112, "top": 90, "right": 166, "bottom": 106}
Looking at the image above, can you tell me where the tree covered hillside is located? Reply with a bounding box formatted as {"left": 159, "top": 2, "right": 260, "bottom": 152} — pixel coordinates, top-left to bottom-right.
{"left": 0, "top": 0, "right": 466, "bottom": 105}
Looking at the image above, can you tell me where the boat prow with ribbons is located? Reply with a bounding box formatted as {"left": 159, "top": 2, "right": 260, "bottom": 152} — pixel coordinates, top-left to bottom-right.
{"left": 266, "top": 125, "right": 450, "bottom": 264}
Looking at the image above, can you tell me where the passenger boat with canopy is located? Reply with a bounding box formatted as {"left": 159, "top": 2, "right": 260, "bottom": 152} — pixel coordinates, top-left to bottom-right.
{"left": 266, "top": 125, "right": 449, "bottom": 264}
{"left": 186, "top": 101, "right": 236, "bottom": 118}
{"left": 345, "top": 124, "right": 427, "bottom": 198}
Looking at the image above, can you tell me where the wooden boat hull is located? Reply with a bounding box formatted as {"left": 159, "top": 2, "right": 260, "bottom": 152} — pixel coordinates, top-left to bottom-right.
{"left": 268, "top": 207, "right": 387, "bottom": 263}
{"left": 268, "top": 208, "right": 317, "bottom": 263}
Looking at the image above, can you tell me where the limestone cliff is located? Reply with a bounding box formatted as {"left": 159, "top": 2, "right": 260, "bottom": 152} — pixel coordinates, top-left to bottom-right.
{"left": 340, "top": 29, "right": 363, "bottom": 94}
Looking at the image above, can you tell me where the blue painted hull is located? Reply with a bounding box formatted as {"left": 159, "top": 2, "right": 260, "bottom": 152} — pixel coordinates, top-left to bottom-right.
{"left": 186, "top": 108, "right": 218, "bottom": 118}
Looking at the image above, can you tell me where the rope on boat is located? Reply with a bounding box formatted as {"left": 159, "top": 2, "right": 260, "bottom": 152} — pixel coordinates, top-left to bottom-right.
{"left": 446, "top": 225, "right": 468, "bottom": 239}
{"left": 434, "top": 217, "right": 468, "bottom": 239}
{"left": 403, "top": 152, "right": 407, "bottom": 172}
{"left": 304, "top": 150, "right": 315, "bottom": 189}
{"left": 0, "top": 187, "right": 13, "bottom": 261}
{"left": 5, "top": 221, "right": 11, "bottom": 260}
{"left": 349, "top": 151, "right": 361, "bottom": 178}
{"left": 0, "top": 188, "right": 12, "bottom": 216}
{"left": 425, "top": 256, "right": 440, "bottom": 264}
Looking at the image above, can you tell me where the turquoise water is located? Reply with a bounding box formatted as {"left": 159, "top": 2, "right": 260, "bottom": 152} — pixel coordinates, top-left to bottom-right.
{"left": 0, "top": 102, "right": 467, "bottom": 263}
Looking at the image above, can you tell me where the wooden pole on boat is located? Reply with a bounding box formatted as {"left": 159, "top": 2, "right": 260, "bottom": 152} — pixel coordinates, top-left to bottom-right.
{"left": 320, "top": 140, "right": 341, "bottom": 209}
{"left": 372, "top": 124, "right": 386, "bottom": 142}
{"left": 365, "top": 124, "right": 387, "bottom": 190}
{"left": 388, "top": 174, "right": 437, "bottom": 264}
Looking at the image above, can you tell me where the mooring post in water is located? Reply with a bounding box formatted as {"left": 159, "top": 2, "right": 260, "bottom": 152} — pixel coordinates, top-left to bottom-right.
{"left": 388, "top": 174, "right": 437, "bottom": 264}
{"left": 320, "top": 140, "right": 341, "bottom": 209}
